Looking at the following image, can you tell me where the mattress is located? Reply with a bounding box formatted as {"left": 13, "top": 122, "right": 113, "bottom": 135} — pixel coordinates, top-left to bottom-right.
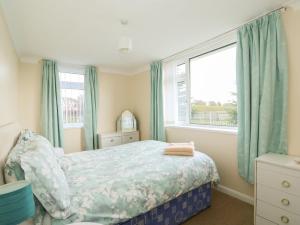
{"left": 35, "top": 140, "right": 219, "bottom": 225}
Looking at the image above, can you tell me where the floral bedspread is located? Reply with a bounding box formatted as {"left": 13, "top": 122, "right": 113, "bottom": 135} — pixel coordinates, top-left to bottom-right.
{"left": 42, "top": 140, "right": 219, "bottom": 225}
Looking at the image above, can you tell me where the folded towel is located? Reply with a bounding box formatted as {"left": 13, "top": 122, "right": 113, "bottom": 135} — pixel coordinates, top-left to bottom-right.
{"left": 164, "top": 150, "right": 194, "bottom": 156}
{"left": 165, "top": 141, "right": 194, "bottom": 150}
{"left": 164, "top": 142, "right": 194, "bottom": 156}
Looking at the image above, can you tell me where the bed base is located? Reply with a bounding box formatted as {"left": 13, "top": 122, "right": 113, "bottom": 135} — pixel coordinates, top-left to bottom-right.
{"left": 117, "top": 182, "right": 211, "bottom": 225}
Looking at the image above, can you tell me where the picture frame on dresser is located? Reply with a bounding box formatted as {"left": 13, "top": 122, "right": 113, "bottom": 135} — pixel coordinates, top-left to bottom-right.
{"left": 255, "top": 153, "right": 300, "bottom": 225}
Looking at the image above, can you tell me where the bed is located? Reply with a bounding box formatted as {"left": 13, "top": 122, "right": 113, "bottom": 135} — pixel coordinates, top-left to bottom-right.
{"left": 4, "top": 130, "right": 219, "bottom": 225}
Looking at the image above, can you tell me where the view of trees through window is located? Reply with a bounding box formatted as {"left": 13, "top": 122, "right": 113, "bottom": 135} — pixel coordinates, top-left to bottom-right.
{"left": 190, "top": 45, "right": 237, "bottom": 128}
{"left": 59, "top": 72, "right": 84, "bottom": 126}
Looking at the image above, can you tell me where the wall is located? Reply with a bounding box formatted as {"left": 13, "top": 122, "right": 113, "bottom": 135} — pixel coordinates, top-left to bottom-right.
{"left": 99, "top": 73, "right": 133, "bottom": 133}
{"left": 129, "top": 72, "right": 151, "bottom": 140}
{"left": 18, "top": 62, "right": 42, "bottom": 131}
{"left": 18, "top": 62, "right": 133, "bottom": 153}
{"left": 284, "top": 8, "right": 300, "bottom": 156}
{"left": 0, "top": 8, "right": 20, "bottom": 183}
{"left": 0, "top": 8, "right": 19, "bottom": 127}
{"left": 130, "top": 8, "right": 300, "bottom": 198}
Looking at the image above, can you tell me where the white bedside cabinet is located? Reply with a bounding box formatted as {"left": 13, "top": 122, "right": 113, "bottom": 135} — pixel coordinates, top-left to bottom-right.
{"left": 99, "top": 131, "right": 139, "bottom": 148}
{"left": 255, "top": 153, "right": 300, "bottom": 225}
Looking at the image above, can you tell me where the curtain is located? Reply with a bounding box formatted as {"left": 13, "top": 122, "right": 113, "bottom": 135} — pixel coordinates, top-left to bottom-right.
{"left": 163, "top": 61, "right": 177, "bottom": 125}
{"left": 41, "top": 59, "right": 64, "bottom": 147}
{"left": 237, "top": 11, "right": 288, "bottom": 183}
{"left": 150, "top": 61, "right": 166, "bottom": 141}
{"left": 84, "top": 66, "right": 99, "bottom": 150}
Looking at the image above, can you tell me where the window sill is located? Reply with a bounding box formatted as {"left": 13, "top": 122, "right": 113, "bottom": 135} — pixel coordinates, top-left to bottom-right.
{"left": 165, "top": 124, "right": 237, "bottom": 135}
{"left": 64, "top": 124, "right": 83, "bottom": 129}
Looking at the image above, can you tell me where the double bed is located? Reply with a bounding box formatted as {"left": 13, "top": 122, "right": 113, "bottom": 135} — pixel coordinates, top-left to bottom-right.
{"left": 3, "top": 130, "right": 219, "bottom": 225}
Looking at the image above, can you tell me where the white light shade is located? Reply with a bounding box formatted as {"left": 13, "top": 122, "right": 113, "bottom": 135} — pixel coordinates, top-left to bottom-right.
{"left": 118, "top": 36, "right": 132, "bottom": 53}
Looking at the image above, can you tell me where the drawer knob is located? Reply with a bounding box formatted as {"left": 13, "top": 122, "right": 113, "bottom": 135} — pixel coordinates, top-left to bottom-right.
{"left": 129, "top": 137, "right": 133, "bottom": 140}
{"left": 281, "top": 216, "right": 289, "bottom": 224}
{"left": 281, "top": 180, "right": 291, "bottom": 188}
{"left": 110, "top": 139, "right": 114, "bottom": 142}
{"left": 281, "top": 198, "right": 290, "bottom": 206}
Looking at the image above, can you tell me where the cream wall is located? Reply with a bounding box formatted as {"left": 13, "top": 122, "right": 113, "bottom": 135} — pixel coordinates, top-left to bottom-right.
{"left": 129, "top": 8, "right": 300, "bottom": 198}
{"left": 284, "top": 8, "right": 300, "bottom": 156}
{"left": 0, "top": 8, "right": 19, "bottom": 127}
{"left": 18, "top": 62, "right": 42, "bottom": 132}
{"left": 18, "top": 62, "right": 133, "bottom": 153}
{"left": 0, "top": 7, "right": 20, "bottom": 182}
{"left": 129, "top": 72, "right": 151, "bottom": 140}
{"left": 99, "top": 73, "right": 133, "bottom": 133}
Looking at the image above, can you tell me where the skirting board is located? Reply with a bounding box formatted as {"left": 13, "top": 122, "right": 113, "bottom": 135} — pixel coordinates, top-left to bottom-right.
{"left": 214, "top": 184, "right": 254, "bottom": 205}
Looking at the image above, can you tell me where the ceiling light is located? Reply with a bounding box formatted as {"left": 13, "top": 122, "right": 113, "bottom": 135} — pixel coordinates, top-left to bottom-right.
{"left": 118, "top": 36, "right": 132, "bottom": 53}
{"left": 118, "top": 20, "right": 132, "bottom": 53}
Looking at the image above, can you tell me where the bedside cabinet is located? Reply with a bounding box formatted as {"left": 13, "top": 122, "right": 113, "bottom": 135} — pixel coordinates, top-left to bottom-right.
{"left": 255, "top": 153, "right": 300, "bottom": 225}
{"left": 99, "top": 131, "right": 139, "bottom": 148}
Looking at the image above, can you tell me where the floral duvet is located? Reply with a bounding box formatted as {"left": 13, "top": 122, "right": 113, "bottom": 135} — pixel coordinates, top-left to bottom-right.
{"left": 39, "top": 140, "right": 219, "bottom": 225}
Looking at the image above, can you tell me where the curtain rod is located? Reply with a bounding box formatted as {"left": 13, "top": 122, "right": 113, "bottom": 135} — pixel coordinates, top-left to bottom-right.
{"left": 162, "top": 6, "right": 287, "bottom": 62}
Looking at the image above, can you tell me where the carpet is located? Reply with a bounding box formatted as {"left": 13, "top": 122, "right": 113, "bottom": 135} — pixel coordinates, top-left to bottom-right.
{"left": 183, "top": 190, "right": 254, "bottom": 225}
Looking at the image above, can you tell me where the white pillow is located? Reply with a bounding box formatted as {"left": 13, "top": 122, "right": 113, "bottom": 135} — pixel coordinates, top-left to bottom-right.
{"left": 4, "top": 129, "right": 55, "bottom": 182}
{"left": 21, "top": 144, "right": 72, "bottom": 219}
{"left": 53, "top": 147, "right": 65, "bottom": 157}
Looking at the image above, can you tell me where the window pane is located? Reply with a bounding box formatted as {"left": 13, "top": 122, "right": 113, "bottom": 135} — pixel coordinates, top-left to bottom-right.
{"left": 176, "top": 64, "right": 187, "bottom": 123}
{"left": 190, "top": 45, "right": 237, "bottom": 127}
{"left": 176, "top": 63, "right": 186, "bottom": 75}
{"left": 59, "top": 73, "right": 84, "bottom": 126}
{"left": 177, "top": 80, "right": 187, "bottom": 122}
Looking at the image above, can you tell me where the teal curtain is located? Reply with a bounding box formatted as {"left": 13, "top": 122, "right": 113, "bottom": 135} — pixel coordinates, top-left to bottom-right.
{"left": 237, "top": 11, "right": 288, "bottom": 183}
{"left": 150, "top": 61, "right": 165, "bottom": 141}
{"left": 84, "top": 66, "right": 99, "bottom": 150}
{"left": 41, "top": 59, "right": 64, "bottom": 147}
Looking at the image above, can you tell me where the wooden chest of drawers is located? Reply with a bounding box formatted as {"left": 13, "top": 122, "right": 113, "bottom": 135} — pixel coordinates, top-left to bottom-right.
{"left": 255, "top": 153, "right": 300, "bottom": 225}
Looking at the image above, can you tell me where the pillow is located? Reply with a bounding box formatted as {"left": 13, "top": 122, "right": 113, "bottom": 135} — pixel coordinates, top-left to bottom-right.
{"left": 53, "top": 147, "right": 65, "bottom": 158}
{"left": 4, "top": 129, "right": 54, "bottom": 182}
{"left": 4, "top": 129, "right": 35, "bottom": 182}
{"left": 17, "top": 129, "right": 34, "bottom": 144}
{"left": 20, "top": 145, "right": 72, "bottom": 219}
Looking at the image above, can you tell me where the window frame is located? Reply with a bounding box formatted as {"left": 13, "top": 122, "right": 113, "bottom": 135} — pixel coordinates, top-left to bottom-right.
{"left": 165, "top": 33, "right": 237, "bottom": 132}
{"left": 58, "top": 64, "right": 85, "bottom": 129}
{"left": 175, "top": 62, "right": 189, "bottom": 125}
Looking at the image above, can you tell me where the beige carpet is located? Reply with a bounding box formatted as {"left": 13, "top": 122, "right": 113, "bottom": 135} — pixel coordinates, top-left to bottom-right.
{"left": 183, "top": 190, "right": 254, "bottom": 225}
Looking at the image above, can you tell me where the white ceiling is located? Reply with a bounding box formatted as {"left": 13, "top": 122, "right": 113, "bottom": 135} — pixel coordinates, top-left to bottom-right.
{"left": 0, "top": 0, "right": 292, "bottom": 74}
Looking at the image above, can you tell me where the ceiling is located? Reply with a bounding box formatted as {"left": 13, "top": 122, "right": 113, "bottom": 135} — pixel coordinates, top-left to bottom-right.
{"left": 0, "top": 0, "right": 292, "bottom": 74}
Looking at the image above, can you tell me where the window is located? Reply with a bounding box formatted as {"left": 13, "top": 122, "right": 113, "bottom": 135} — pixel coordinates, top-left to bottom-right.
{"left": 176, "top": 64, "right": 187, "bottom": 123}
{"left": 59, "top": 72, "right": 84, "bottom": 128}
{"left": 190, "top": 45, "right": 237, "bottom": 127}
{"left": 163, "top": 42, "right": 237, "bottom": 130}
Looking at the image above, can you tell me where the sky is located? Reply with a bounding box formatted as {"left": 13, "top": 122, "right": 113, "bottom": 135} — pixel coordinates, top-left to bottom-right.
{"left": 190, "top": 45, "right": 236, "bottom": 104}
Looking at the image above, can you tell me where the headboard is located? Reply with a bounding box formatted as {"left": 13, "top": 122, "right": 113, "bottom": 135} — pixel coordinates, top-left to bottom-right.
{"left": 0, "top": 122, "right": 21, "bottom": 184}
